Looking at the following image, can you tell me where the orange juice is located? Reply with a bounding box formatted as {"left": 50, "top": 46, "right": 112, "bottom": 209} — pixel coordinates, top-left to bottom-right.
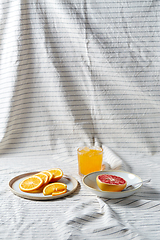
{"left": 77, "top": 146, "right": 103, "bottom": 176}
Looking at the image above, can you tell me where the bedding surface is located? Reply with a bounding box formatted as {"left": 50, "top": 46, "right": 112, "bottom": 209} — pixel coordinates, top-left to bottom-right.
{"left": 0, "top": 0, "right": 160, "bottom": 239}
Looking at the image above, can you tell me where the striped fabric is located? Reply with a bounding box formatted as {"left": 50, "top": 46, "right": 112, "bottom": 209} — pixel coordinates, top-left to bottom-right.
{"left": 0, "top": 1, "right": 160, "bottom": 239}
{"left": 0, "top": 0, "right": 160, "bottom": 156}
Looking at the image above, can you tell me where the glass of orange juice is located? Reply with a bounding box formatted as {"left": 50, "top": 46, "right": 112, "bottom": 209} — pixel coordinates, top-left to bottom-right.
{"left": 77, "top": 146, "right": 103, "bottom": 176}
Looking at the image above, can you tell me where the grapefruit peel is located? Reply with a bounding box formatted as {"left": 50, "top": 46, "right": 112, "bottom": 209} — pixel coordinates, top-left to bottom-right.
{"left": 96, "top": 174, "right": 127, "bottom": 192}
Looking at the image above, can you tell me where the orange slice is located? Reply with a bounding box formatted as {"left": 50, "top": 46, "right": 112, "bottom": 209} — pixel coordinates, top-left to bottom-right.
{"left": 35, "top": 172, "right": 49, "bottom": 184}
{"left": 52, "top": 189, "right": 67, "bottom": 196}
{"left": 30, "top": 172, "right": 50, "bottom": 193}
{"left": 19, "top": 175, "right": 43, "bottom": 192}
{"left": 41, "top": 170, "right": 53, "bottom": 182}
{"left": 30, "top": 185, "right": 45, "bottom": 193}
{"left": 43, "top": 182, "right": 67, "bottom": 196}
{"left": 48, "top": 168, "right": 63, "bottom": 182}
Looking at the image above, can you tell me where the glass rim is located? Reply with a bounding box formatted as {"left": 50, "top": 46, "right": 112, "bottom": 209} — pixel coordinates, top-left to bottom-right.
{"left": 77, "top": 145, "right": 103, "bottom": 153}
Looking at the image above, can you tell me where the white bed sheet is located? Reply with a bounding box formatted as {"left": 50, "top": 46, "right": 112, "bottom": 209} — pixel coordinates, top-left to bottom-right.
{"left": 0, "top": 0, "right": 160, "bottom": 239}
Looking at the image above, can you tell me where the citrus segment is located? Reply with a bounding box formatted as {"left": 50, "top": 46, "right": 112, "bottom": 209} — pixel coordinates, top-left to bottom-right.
{"left": 30, "top": 186, "right": 44, "bottom": 193}
{"left": 96, "top": 174, "right": 127, "bottom": 192}
{"left": 43, "top": 182, "right": 67, "bottom": 195}
{"left": 19, "top": 175, "right": 44, "bottom": 192}
{"left": 30, "top": 172, "right": 51, "bottom": 192}
{"left": 41, "top": 170, "right": 53, "bottom": 182}
{"left": 35, "top": 172, "right": 49, "bottom": 184}
{"left": 52, "top": 189, "right": 67, "bottom": 196}
{"left": 48, "top": 168, "right": 63, "bottom": 182}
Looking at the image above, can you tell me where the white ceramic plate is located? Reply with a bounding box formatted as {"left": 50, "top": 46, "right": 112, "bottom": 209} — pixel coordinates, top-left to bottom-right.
{"left": 82, "top": 170, "right": 142, "bottom": 199}
{"left": 9, "top": 172, "right": 78, "bottom": 200}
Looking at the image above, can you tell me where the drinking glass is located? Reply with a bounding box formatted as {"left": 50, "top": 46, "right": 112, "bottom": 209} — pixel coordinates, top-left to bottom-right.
{"left": 77, "top": 146, "right": 103, "bottom": 176}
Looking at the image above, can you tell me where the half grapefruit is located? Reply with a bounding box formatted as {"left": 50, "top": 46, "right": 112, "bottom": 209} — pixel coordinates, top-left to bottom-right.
{"left": 96, "top": 174, "right": 127, "bottom": 192}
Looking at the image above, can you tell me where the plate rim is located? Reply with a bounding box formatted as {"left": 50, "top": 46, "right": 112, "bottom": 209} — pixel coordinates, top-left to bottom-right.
{"left": 82, "top": 170, "right": 142, "bottom": 194}
{"left": 9, "top": 171, "right": 79, "bottom": 200}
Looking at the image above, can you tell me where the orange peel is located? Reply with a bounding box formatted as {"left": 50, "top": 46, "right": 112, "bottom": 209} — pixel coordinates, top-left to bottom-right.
{"left": 47, "top": 168, "right": 63, "bottom": 182}
{"left": 19, "top": 175, "right": 44, "bottom": 192}
{"left": 43, "top": 182, "right": 67, "bottom": 196}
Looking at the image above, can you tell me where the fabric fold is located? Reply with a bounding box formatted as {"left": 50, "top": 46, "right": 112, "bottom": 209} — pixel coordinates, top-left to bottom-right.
{"left": 102, "top": 145, "right": 123, "bottom": 170}
{"left": 54, "top": 197, "right": 144, "bottom": 240}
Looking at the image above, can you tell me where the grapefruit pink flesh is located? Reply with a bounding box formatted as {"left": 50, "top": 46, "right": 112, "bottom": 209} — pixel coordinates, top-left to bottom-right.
{"left": 96, "top": 174, "right": 127, "bottom": 192}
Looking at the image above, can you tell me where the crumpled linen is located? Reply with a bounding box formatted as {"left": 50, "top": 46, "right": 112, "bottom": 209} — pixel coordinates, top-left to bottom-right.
{"left": 54, "top": 197, "right": 146, "bottom": 240}
{"left": 0, "top": 0, "right": 160, "bottom": 156}
{"left": 0, "top": 0, "right": 160, "bottom": 239}
{"left": 1, "top": 149, "right": 160, "bottom": 239}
